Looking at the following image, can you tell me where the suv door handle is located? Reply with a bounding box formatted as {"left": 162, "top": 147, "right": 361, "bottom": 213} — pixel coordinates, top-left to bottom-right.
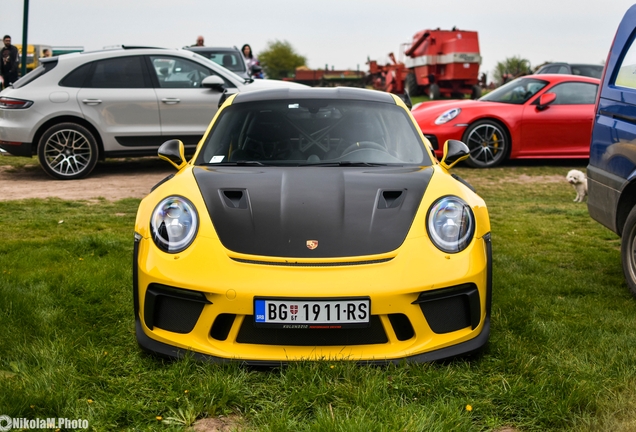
{"left": 82, "top": 99, "right": 102, "bottom": 105}
{"left": 161, "top": 98, "right": 181, "bottom": 104}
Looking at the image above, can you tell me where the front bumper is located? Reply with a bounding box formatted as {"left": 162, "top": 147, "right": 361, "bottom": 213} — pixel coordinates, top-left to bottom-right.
{"left": 418, "top": 125, "right": 466, "bottom": 159}
{"left": 133, "top": 232, "right": 492, "bottom": 364}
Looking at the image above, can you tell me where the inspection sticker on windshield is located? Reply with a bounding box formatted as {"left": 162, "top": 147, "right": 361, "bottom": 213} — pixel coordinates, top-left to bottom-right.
{"left": 209, "top": 155, "right": 225, "bottom": 163}
{"left": 254, "top": 297, "right": 370, "bottom": 328}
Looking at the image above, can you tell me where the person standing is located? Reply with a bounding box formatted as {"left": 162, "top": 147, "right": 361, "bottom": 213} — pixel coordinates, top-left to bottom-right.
{"left": 1, "top": 35, "right": 19, "bottom": 88}
{"left": 42, "top": 48, "right": 52, "bottom": 58}
{"left": 241, "top": 44, "right": 259, "bottom": 76}
{"left": 192, "top": 36, "right": 205, "bottom": 47}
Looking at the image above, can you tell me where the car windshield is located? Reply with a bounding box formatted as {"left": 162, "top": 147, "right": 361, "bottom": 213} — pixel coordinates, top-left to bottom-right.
{"left": 480, "top": 77, "right": 548, "bottom": 104}
{"left": 197, "top": 51, "right": 246, "bottom": 73}
{"left": 190, "top": 53, "right": 246, "bottom": 82}
{"left": 195, "top": 99, "right": 431, "bottom": 166}
{"left": 571, "top": 65, "right": 603, "bottom": 78}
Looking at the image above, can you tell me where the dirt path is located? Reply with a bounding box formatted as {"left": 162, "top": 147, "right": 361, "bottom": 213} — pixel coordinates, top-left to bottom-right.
{"left": 0, "top": 159, "right": 173, "bottom": 201}
{"left": 0, "top": 156, "right": 581, "bottom": 202}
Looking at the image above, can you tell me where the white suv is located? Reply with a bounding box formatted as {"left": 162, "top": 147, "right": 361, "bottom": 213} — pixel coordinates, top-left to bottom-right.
{"left": 0, "top": 47, "right": 304, "bottom": 179}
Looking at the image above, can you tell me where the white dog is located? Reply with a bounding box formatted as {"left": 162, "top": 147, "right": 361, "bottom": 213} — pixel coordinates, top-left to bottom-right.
{"left": 566, "top": 169, "right": 588, "bottom": 203}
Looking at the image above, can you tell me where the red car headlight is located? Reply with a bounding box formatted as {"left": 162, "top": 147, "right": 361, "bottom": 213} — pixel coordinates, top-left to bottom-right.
{"left": 434, "top": 108, "right": 461, "bottom": 125}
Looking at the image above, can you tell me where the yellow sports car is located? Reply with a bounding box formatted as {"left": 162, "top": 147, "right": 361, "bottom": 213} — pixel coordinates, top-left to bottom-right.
{"left": 133, "top": 88, "right": 491, "bottom": 364}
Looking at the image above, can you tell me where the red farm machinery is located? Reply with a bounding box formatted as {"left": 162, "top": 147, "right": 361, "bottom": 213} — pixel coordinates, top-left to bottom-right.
{"left": 368, "top": 28, "right": 482, "bottom": 100}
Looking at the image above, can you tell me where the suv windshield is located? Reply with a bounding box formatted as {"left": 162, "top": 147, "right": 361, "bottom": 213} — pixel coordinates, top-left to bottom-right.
{"left": 196, "top": 99, "right": 430, "bottom": 166}
{"left": 195, "top": 50, "right": 246, "bottom": 73}
{"left": 480, "top": 77, "right": 548, "bottom": 104}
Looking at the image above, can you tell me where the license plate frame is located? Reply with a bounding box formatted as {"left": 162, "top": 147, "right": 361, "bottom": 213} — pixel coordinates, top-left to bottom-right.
{"left": 253, "top": 297, "right": 371, "bottom": 329}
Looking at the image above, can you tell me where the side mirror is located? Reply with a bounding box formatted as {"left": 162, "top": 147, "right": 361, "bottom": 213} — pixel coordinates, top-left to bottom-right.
{"left": 201, "top": 75, "right": 226, "bottom": 91}
{"left": 158, "top": 139, "right": 187, "bottom": 170}
{"left": 440, "top": 139, "right": 470, "bottom": 170}
{"left": 537, "top": 92, "right": 556, "bottom": 110}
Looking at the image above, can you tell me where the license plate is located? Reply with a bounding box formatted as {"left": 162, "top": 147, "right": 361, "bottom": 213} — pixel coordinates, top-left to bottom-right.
{"left": 254, "top": 297, "right": 370, "bottom": 328}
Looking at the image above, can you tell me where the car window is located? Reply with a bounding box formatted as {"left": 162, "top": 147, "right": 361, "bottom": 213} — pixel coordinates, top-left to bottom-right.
{"left": 196, "top": 99, "right": 429, "bottom": 166}
{"left": 480, "top": 77, "right": 548, "bottom": 104}
{"left": 150, "top": 56, "right": 216, "bottom": 88}
{"left": 549, "top": 82, "right": 599, "bottom": 104}
{"left": 12, "top": 59, "right": 58, "bottom": 89}
{"left": 198, "top": 52, "right": 246, "bottom": 73}
{"left": 571, "top": 65, "right": 603, "bottom": 78}
{"left": 615, "top": 37, "right": 636, "bottom": 89}
{"left": 59, "top": 63, "right": 92, "bottom": 87}
{"left": 84, "top": 56, "right": 147, "bottom": 88}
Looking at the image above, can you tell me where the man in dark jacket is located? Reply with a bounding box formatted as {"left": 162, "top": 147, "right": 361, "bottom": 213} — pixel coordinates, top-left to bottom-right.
{"left": 1, "top": 35, "right": 20, "bottom": 88}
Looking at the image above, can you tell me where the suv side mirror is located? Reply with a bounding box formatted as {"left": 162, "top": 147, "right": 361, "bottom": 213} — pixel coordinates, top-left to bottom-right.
{"left": 537, "top": 92, "right": 557, "bottom": 110}
{"left": 158, "top": 139, "right": 187, "bottom": 170}
{"left": 202, "top": 75, "right": 225, "bottom": 91}
{"left": 440, "top": 139, "right": 470, "bottom": 170}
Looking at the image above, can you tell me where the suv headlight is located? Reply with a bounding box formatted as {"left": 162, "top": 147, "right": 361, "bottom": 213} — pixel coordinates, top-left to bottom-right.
{"left": 150, "top": 196, "right": 198, "bottom": 253}
{"left": 427, "top": 196, "right": 475, "bottom": 253}
{"left": 434, "top": 108, "right": 461, "bottom": 125}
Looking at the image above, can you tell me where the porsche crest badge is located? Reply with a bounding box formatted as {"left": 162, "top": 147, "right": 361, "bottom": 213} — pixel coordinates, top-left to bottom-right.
{"left": 306, "top": 240, "right": 319, "bottom": 250}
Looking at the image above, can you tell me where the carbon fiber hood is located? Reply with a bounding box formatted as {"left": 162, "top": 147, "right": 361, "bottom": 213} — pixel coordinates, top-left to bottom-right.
{"left": 193, "top": 166, "right": 433, "bottom": 258}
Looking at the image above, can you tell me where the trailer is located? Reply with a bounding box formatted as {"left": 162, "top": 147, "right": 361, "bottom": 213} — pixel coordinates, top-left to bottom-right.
{"left": 368, "top": 28, "right": 482, "bottom": 100}
{"left": 285, "top": 67, "right": 366, "bottom": 87}
{"left": 405, "top": 29, "right": 482, "bottom": 99}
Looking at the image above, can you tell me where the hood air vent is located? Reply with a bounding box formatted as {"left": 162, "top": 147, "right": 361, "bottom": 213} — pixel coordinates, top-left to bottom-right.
{"left": 220, "top": 189, "right": 248, "bottom": 209}
{"left": 378, "top": 189, "right": 406, "bottom": 209}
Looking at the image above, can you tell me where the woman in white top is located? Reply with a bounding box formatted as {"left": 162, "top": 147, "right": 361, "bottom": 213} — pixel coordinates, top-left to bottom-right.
{"left": 241, "top": 44, "right": 259, "bottom": 75}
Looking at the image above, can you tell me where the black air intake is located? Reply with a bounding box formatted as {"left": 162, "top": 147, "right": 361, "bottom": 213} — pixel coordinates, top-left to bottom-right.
{"left": 413, "top": 284, "right": 481, "bottom": 334}
{"left": 144, "top": 284, "right": 210, "bottom": 334}
{"left": 236, "top": 315, "right": 388, "bottom": 345}
{"left": 378, "top": 189, "right": 406, "bottom": 209}
{"left": 220, "top": 189, "right": 248, "bottom": 209}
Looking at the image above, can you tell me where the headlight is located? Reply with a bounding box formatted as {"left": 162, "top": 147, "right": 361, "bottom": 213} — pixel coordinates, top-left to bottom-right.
{"left": 434, "top": 108, "right": 461, "bottom": 125}
{"left": 427, "top": 196, "right": 474, "bottom": 253}
{"left": 150, "top": 196, "right": 198, "bottom": 253}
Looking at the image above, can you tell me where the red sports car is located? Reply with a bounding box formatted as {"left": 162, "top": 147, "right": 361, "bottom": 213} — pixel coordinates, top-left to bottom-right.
{"left": 411, "top": 74, "right": 600, "bottom": 168}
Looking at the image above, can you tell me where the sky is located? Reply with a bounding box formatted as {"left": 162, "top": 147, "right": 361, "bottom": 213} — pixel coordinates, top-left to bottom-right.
{"left": 1, "top": 0, "right": 634, "bottom": 82}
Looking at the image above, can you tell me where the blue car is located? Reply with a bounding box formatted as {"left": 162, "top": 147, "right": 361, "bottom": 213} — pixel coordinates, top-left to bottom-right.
{"left": 588, "top": 4, "right": 636, "bottom": 296}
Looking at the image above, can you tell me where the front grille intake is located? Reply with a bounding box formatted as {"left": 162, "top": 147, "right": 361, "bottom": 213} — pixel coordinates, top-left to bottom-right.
{"left": 236, "top": 315, "right": 388, "bottom": 346}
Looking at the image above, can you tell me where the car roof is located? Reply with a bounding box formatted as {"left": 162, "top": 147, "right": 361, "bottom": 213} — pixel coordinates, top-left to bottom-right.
{"left": 51, "top": 47, "right": 210, "bottom": 67}
{"left": 233, "top": 87, "right": 396, "bottom": 104}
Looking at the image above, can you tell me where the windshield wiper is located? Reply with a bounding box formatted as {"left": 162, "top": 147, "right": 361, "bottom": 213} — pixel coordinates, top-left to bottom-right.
{"left": 200, "top": 160, "right": 266, "bottom": 166}
{"left": 305, "top": 161, "right": 390, "bottom": 167}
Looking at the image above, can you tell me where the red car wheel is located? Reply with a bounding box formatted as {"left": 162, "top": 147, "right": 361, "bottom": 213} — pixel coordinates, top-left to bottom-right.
{"left": 462, "top": 120, "right": 509, "bottom": 168}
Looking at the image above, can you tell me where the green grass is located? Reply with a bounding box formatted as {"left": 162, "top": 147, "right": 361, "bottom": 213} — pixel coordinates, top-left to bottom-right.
{"left": 0, "top": 153, "right": 39, "bottom": 170}
{"left": 1, "top": 163, "right": 636, "bottom": 431}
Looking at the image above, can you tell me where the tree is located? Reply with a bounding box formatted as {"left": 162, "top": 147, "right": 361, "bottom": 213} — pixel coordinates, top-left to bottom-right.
{"left": 493, "top": 56, "right": 532, "bottom": 85}
{"left": 258, "top": 40, "right": 307, "bottom": 79}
